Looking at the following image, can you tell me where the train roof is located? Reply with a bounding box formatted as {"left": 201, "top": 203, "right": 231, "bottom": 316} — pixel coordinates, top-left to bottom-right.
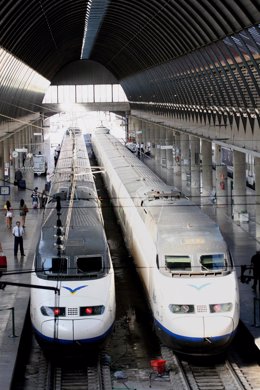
{"left": 94, "top": 132, "right": 228, "bottom": 253}
{"left": 38, "top": 130, "right": 108, "bottom": 259}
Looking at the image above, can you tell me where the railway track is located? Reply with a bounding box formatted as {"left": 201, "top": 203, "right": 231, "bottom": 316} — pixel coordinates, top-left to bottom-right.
{"left": 30, "top": 343, "right": 112, "bottom": 390}
{"left": 48, "top": 360, "right": 111, "bottom": 390}
{"left": 161, "top": 346, "right": 260, "bottom": 390}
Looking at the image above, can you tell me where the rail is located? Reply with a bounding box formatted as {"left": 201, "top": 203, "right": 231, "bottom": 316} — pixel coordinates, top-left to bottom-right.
{"left": 253, "top": 297, "right": 260, "bottom": 327}
{"left": 0, "top": 307, "right": 17, "bottom": 338}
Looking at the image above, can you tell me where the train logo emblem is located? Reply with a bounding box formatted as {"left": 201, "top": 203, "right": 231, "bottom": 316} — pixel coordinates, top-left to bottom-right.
{"left": 188, "top": 283, "right": 210, "bottom": 290}
{"left": 63, "top": 285, "right": 88, "bottom": 294}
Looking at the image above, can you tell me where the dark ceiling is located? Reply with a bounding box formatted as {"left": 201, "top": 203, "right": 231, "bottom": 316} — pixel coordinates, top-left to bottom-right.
{"left": 2, "top": 0, "right": 260, "bottom": 81}
{"left": 1, "top": 0, "right": 260, "bottom": 128}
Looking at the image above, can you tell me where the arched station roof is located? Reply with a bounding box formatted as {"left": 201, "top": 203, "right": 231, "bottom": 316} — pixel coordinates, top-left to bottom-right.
{"left": 0, "top": 0, "right": 260, "bottom": 133}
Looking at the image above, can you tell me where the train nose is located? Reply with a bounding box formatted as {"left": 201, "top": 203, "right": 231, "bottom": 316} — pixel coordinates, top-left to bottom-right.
{"left": 204, "top": 316, "right": 234, "bottom": 336}
{"left": 172, "top": 316, "right": 234, "bottom": 338}
{"left": 41, "top": 318, "right": 104, "bottom": 341}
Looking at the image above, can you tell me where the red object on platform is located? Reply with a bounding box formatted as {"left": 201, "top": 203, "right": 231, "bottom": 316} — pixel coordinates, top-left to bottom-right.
{"left": 0, "top": 255, "right": 7, "bottom": 269}
{"left": 150, "top": 359, "right": 166, "bottom": 374}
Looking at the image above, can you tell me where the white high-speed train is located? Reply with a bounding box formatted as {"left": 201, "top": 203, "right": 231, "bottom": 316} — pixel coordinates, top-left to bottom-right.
{"left": 30, "top": 128, "right": 116, "bottom": 350}
{"left": 92, "top": 126, "right": 240, "bottom": 356}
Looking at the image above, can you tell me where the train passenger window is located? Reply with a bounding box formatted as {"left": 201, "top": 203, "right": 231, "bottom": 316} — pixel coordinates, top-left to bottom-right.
{"left": 51, "top": 257, "right": 67, "bottom": 273}
{"left": 200, "top": 254, "right": 226, "bottom": 271}
{"left": 77, "top": 256, "right": 103, "bottom": 273}
{"left": 165, "top": 255, "right": 191, "bottom": 271}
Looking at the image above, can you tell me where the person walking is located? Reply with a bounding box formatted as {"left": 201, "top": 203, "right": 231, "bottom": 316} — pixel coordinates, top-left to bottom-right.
{"left": 31, "top": 187, "right": 39, "bottom": 209}
{"left": 54, "top": 150, "right": 58, "bottom": 167}
{"left": 19, "top": 198, "right": 29, "bottom": 228}
{"left": 3, "top": 200, "right": 13, "bottom": 229}
{"left": 40, "top": 189, "right": 48, "bottom": 209}
{"left": 45, "top": 171, "right": 53, "bottom": 192}
{"left": 251, "top": 250, "right": 260, "bottom": 292}
{"left": 55, "top": 144, "right": 61, "bottom": 157}
{"left": 12, "top": 221, "right": 25, "bottom": 256}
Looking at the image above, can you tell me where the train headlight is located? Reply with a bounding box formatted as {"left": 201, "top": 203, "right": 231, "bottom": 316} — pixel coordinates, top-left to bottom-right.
{"left": 40, "top": 306, "right": 66, "bottom": 317}
{"left": 169, "top": 304, "right": 195, "bottom": 313}
{"left": 80, "top": 305, "right": 105, "bottom": 316}
{"left": 209, "top": 303, "right": 233, "bottom": 313}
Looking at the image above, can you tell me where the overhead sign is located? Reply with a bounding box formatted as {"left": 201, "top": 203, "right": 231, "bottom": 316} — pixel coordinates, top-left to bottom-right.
{"left": 0, "top": 186, "right": 10, "bottom": 195}
{"left": 15, "top": 148, "right": 28, "bottom": 153}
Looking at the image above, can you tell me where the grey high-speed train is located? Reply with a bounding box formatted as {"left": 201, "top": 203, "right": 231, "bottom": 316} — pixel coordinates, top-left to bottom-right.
{"left": 30, "top": 128, "right": 116, "bottom": 350}
{"left": 92, "top": 126, "right": 240, "bottom": 356}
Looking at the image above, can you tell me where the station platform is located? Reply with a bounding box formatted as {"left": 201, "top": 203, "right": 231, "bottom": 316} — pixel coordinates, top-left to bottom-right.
{"left": 0, "top": 169, "right": 46, "bottom": 389}
{"left": 0, "top": 164, "right": 259, "bottom": 389}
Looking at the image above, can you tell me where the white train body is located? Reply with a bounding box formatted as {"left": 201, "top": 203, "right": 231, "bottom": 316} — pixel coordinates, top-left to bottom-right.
{"left": 30, "top": 129, "right": 116, "bottom": 349}
{"left": 92, "top": 127, "right": 240, "bottom": 355}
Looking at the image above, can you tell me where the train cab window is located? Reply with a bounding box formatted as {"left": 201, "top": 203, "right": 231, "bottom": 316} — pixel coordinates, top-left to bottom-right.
{"left": 53, "top": 188, "right": 68, "bottom": 201}
{"left": 200, "top": 254, "right": 226, "bottom": 271}
{"left": 77, "top": 256, "right": 103, "bottom": 274}
{"left": 165, "top": 255, "right": 191, "bottom": 271}
{"left": 51, "top": 257, "right": 67, "bottom": 273}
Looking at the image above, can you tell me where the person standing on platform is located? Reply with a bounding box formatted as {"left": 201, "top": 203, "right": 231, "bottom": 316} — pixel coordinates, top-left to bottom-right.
{"left": 19, "top": 198, "right": 28, "bottom": 228}
{"left": 12, "top": 221, "right": 25, "bottom": 257}
{"left": 3, "top": 200, "right": 13, "bottom": 229}
{"left": 251, "top": 250, "right": 260, "bottom": 292}
{"left": 22, "top": 152, "right": 26, "bottom": 167}
{"left": 14, "top": 168, "right": 23, "bottom": 186}
{"left": 40, "top": 189, "right": 48, "bottom": 209}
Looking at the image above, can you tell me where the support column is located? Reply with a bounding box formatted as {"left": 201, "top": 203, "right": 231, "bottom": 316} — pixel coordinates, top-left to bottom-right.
{"left": 143, "top": 123, "right": 148, "bottom": 152}
{"left": 13, "top": 134, "right": 19, "bottom": 170}
{"left": 180, "top": 133, "right": 190, "bottom": 187}
{"left": 9, "top": 137, "right": 15, "bottom": 182}
{"left": 3, "top": 139, "right": 10, "bottom": 182}
{"left": 214, "top": 144, "right": 227, "bottom": 206}
{"left": 216, "top": 164, "right": 228, "bottom": 206}
{"left": 255, "top": 157, "right": 260, "bottom": 248}
{"left": 18, "top": 131, "right": 23, "bottom": 167}
{"left": 201, "top": 139, "right": 213, "bottom": 195}
{"left": 166, "top": 129, "right": 173, "bottom": 169}
{"left": 0, "top": 141, "right": 4, "bottom": 183}
{"left": 154, "top": 126, "right": 161, "bottom": 166}
{"left": 165, "top": 129, "right": 174, "bottom": 185}
{"left": 190, "top": 136, "right": 200, "bottom": 190}
{"left": 150, "top": 126, "right": 156, "bottom": 159}
{"left": 145, "top": 127, "right": 151, "bottom": 155}
{"left": 173, "top": 132, "right": 181, "bottom": 188}
{"left": 232, "top": 151, "right": 247, "bottom": 221}
{"left": 160, "top": 127, "right": 166, "bottom": 167}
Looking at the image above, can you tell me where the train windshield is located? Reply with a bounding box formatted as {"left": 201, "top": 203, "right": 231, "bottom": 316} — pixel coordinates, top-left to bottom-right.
{"left": 77, "top": 256, "right": 103, "bottom": 274}
{"left": 41, "top": 257, "right": 68, "bottom": 274}
{"left": 38, "top": 255, "right": 105, "bottom": 279}
{"left": 200, "top": 254, "right": 227, "bottom": 271}
{"left": 165, "top": 256, "right": 191, "bottom": 271}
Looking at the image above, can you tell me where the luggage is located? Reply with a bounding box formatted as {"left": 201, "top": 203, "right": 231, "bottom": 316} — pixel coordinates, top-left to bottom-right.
{"left": 0, "top": 243, "right": 7, "bottom": 270}
{"left": 18, "top": 179, "right": 26, "bottom": 189}
{"left": 0, "top": 255, "right": 7, "bottom": 270}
